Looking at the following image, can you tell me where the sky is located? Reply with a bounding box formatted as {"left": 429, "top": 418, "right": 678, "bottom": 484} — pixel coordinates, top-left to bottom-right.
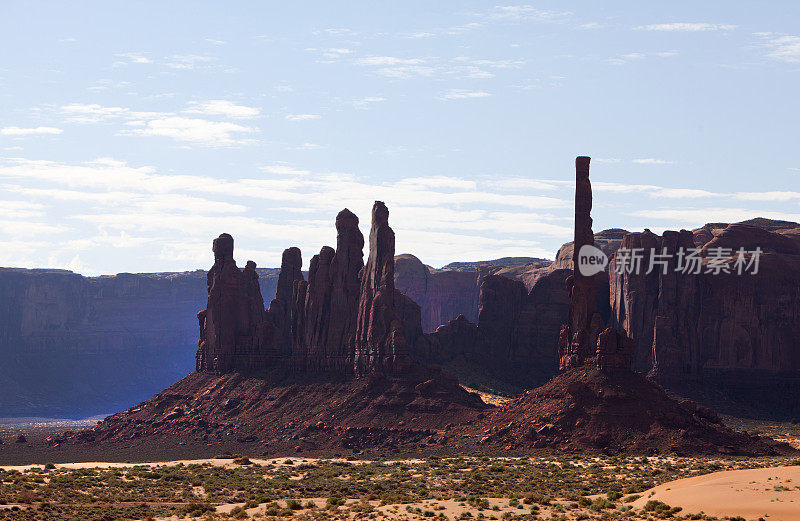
{"left": 1, "top": 1, "right": 799, "bottom": 275}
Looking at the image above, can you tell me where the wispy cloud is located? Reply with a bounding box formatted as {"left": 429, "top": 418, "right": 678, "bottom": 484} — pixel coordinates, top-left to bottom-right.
{"left": 1, "top": 126, "right": 63, "bottom": 136}
{"left": 285, "top": 114, "right": 321, "bottom": 121}
{"left": 291, "top": 142, "right": 323, "bottom": 150}
{"left": 632, "top": 158, "right": 676, "bottom": 165}
{"left": 113, "top": 52, "right": 153, "bottom": 65}
{"left": 352, "top": 96, "right": 387, "bottom": 110}
{"left": 628, "top": 207, "right": 800, "bottom": 226}
{"left": 761, "top": 35, "right": 800, "bottom": 63}
{"left": 607, "top": 51, "right": 678, "bottom": 66}
{"left": 440, "top": 89, "right": 492, "bottom": 100}
{"left": 354, "top": 55, "right": 524, "bottom": 79}
{"left": 163, "top": 54, "right": 218, "bottom": 70}
{"left": 637, "top": 22, "right": 737, "bottom": 32}
{"left": 59, "top": 102, "right": 257, "bottom": 145}
{"left": 61, "top": 103, "right": 165, "bottom": 123}
{"left": 733, "top": 191, "right": 800, "bottom": 202}
{"left": 0, "top": 157, "right": 574, "bottom": 270}
{"left": 120, "top": 117, "right": 255, "bottom": 146}
{"left": 184, "top": 100, "right": 261, "bottom": 118}
{"left": 480, "top": 5, "right": 572, "bottom": 22}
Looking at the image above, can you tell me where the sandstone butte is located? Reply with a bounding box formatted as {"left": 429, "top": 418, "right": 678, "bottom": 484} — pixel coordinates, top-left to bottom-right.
{"left": 57, "top": 158, "right": 794, "bottom": 459}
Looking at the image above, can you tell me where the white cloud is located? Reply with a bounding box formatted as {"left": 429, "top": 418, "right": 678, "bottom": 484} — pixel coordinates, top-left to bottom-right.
{"left": 352, "top": 96, "right": 387, "bottom": 110}
{"left": 291, "top": 142, "right": 323, "bottom": 150}
{"left": 0, "top": 219, "right": 71, "bottom": 237}
{"left": 184, "top": 100, "right": 261, "bottom": 118}
{"left": 590, "top": 181, "right": 720, "bottom": 199}
{"left": 354, "top": 55, "right": 520, "bottom": 80}
{"left": 482, "top": 5, "right": 572, "bottom": 22}
{"left": 355, "top": 56, "right": 438, "bottom": 78}
{"left": 762, "top": 35, "right": 800, "bottom": 63}
{"left": 163, "top": 54, "right": 218, "bottom": 69}
{"left": 652, "top": 188, "right": 719, "bottom": 198}
{"left": 395, "top": 176, "right": 478, "bottom": 191}
{"left": 114, "top": 52, "right": 153, "bottom": 64}
{"left": 489, "top": 179, "right": 560, "bottom": 191}
{"left": 5, "top": 152, "right": 800, "bottom": 273}
{"left": 120, "top": 116, "right": 255, "bottom": 146}
{"left": 632, "top": 158, "right": 676, "bottom": 165}
{"left": 440, "top": 89, "right": 492, "bottom": 100}
{"left": 259, "top": 165, "right": 311, "bottom": 176}
{"left": 628, "top": 207, "right": 800, "bottom": 226}
{"left": 608, "top": 51, "right": 677, "bottom": 65}
{"left": 60, "top": 103, "right": 255, "bottom": 145}
{"left": 61, "top": 103, "right": 166, "bottom": 123}
{"left": 321, "top": 48, "right": 352, "bottom": 60}
{"left": 285, "top": 114, "right": 321, "bottom": 121}
{"left": 0, "top": 200, "right": 45, "bottom": 219}
{"left": 357, "top": 56, "right": 425, "bottom": 66}
{"left": 637, "top": 23, "right": 737, "bottom": 32}
{"left": 733, "top": 191, "right": 800, "bottom": 202}
{"left": 1, "top": 126, "right": 63, "bottom": 136}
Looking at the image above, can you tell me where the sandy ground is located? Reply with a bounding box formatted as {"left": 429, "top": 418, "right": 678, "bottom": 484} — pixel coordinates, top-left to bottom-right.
{"left": 632, "top": 465, "right": 800, "bottom": 521}
{"left": 7, "top": 458, "right": 800, "bottom": 520}
{"left": 153, "top": 497, "right": 554, "bottom": 520}
{"left": 0, "top": 456, "right": 426, "bottom": 472}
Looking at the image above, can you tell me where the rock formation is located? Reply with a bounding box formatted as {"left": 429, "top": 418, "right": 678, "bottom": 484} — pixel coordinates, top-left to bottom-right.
{"left": 268, "top": 247, "right": 303, "bottom": 357}
{"left": 353, "top": 202, "right": 412, "bottom": 374}
{"left": 195, "top": 202, "right": 421, "bottom": 378}
{"left": 610, "top": 221, "right": 800, "bottom": 384}
{"left": 196, "top": 234, "right": 275, "bottom": 373}
{"left": 394, "top": 254, "right": 482, "bottom": 332}
{"left": 290, "top": 209, "right": 364, "bottom": 372}
{"left": 558, "top": 157, "right": 634, "bottom": 372}
{"left": 411, "top": 267, "right": 570, "bottom": 393}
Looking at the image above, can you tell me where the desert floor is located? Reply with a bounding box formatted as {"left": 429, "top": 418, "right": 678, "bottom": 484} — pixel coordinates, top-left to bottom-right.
{"left": 630, "top": 465, "right": 800, "bottom": 521}
{"left": 3, "top": 455, "right": 800, "bottom": 520}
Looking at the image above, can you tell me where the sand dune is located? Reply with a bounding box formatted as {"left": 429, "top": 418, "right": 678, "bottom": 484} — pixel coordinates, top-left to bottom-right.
{"left": 632, "top": 466, "right": 800, "bottom": 521}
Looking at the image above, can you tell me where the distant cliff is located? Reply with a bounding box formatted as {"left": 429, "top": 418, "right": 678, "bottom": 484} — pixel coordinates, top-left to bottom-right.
{"left": 0, "top": 267, "right": 278, "bottom": 418}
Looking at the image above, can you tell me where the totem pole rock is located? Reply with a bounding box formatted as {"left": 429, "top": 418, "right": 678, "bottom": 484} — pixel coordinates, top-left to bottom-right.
{"left": 558, "top": 157, "right": 634, "bottom": 372}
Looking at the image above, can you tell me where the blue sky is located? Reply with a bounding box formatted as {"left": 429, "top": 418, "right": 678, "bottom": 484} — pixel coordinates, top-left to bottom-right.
{"left": 1, "top": 1, "right": 799, "bottom": 275}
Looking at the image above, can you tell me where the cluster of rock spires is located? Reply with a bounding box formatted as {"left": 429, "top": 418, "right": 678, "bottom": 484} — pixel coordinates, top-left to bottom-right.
{"left": 4, "top": 152, "right": 799, "bottom": 421}
{"left": 557, "top": 156, "right": 635, "bottom": 373}
{"left": 46, "top": 155, "right": 795, "bottom": 459}
{"left": 196, "top": 201, "right": 417, "bottom": 377}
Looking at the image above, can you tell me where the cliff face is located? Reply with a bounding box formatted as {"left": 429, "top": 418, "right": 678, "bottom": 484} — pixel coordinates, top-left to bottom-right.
{"left": 0, "top": 266, "right": 288, "bottom": 418}
{"left": 610, "top": 222, "right": 800, "bottom": 377}
{"left": 0, "top": 269, "right": 208, "bottom": 417}
{"left": 607, "top": 221, "right": 800, "bottom": 418}
{"left": 410, "top": 267, "right": 571, "bottom": 393}
{"left": 394, "top": 254, "right": 481, "bottom": 333}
